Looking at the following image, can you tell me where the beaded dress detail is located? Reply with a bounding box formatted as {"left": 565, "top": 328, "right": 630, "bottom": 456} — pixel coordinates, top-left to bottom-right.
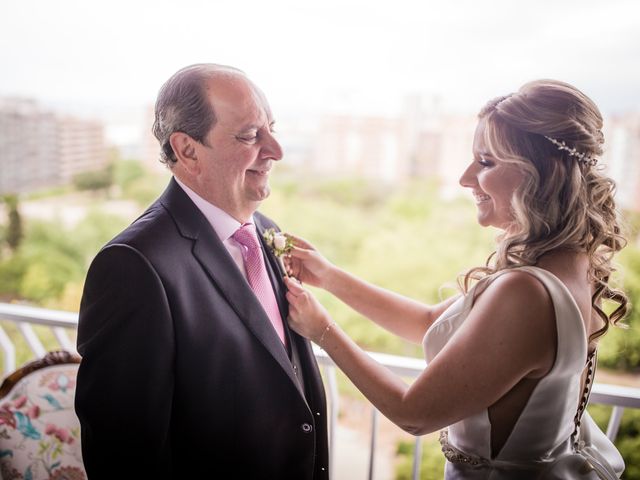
{"left": 423, "top": 266, "right": 624, "bottom": 479}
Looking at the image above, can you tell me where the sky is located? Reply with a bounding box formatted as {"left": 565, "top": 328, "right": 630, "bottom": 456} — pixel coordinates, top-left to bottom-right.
{"left": 1, "top": 0, "right": 639, "bottom": 141}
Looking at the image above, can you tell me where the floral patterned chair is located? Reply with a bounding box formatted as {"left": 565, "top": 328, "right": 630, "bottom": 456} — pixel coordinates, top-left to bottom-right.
{"left": 0, "top": 350, "right": 86, "bottom": 480}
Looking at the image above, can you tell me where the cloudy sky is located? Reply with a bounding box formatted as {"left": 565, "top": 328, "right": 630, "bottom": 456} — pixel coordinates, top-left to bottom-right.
{"left": 1, "top": 0, "right": 639, "bottom": 123}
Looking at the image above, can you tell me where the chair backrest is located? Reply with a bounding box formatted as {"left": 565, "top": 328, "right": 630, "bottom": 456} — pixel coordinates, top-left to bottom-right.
{"left": 0, "top": 350, "right": 86, "bottom": 480}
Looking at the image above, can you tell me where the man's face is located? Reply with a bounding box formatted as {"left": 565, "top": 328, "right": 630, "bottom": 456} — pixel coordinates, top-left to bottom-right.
{"left": 192, "top": 75, "right": 283, "bottom": 222}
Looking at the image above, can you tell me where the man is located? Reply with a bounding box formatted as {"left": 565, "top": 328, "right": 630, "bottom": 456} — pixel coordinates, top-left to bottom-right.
{"left": 75, "top": 64, "right": 329, "bottom": 479}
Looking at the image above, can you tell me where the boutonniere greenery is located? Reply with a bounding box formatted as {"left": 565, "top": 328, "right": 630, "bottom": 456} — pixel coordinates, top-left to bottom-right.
{"left": 263, "top": 228, "right": 294, "bottom": 276}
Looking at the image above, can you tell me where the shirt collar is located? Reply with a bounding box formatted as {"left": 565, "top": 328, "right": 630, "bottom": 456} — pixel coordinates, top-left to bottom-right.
{"left": 174, "top": 176, "right": 253, "bottom": 242}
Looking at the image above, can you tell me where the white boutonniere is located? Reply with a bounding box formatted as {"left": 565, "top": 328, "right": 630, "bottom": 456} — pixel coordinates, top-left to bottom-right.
{"left": 263, "top": 228, "right": 293, "bottom": 276}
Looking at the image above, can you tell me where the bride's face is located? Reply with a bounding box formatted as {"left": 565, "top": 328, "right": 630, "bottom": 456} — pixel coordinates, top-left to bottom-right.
{"left": 459, "top": 119, "right": 525, "bottom": 230}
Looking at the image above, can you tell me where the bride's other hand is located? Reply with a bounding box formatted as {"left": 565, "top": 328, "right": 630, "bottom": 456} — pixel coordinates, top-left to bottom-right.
{"left": 284, "top": 234, "right": 335, "bottom": 289}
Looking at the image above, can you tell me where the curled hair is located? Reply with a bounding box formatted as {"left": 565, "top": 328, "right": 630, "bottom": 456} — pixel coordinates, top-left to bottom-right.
{"left": 461, "top": 80, "right": 628, "bottom": 342}
{"left": 151, "top": 63, "right": 244, "bottom": 166}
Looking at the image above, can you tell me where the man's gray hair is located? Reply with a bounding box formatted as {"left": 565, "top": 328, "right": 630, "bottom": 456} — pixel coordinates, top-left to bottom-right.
{"left": 152, "top": 63, "right": 244, "bottom": 166}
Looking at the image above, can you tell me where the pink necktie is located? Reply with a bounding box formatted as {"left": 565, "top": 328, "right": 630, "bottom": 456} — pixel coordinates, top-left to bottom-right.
{"left": 232, "top": 223, "right": 286, "bottom": 345}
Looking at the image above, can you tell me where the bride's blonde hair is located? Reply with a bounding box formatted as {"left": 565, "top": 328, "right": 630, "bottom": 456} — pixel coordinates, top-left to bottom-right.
{"left": 461, "top": 79, "right": 627, "bottom": 341}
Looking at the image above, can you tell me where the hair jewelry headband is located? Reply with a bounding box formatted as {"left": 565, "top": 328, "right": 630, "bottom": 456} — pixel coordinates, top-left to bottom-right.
{"left": 544, "top": 136, "right": 598, "bottom": 167}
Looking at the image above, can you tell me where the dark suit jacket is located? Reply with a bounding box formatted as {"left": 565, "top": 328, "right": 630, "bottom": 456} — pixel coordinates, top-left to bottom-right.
{"left": 75, "top": 178, "right": 329, "bottom": 479}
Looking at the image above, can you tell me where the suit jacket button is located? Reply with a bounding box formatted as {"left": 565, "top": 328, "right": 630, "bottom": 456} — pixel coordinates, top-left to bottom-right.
{"left": 301, "top": 423, "right": 313, "bottom": 433}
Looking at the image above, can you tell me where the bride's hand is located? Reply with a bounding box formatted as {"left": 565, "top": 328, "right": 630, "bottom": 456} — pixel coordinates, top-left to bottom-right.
{"left": 285, "top": 277, "right": 333, "bottom": 343}
{"left": 284, "top": 234, "right": 335, "bottom": 289}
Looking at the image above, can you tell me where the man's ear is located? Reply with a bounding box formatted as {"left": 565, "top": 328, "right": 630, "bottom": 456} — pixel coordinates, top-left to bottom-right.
{"left": 169, "top": 132, "right": 199, "bottom": 174}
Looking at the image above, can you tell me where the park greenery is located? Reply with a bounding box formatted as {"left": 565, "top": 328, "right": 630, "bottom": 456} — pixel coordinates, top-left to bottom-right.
{"left": 1, "top": 159, "right": 639, "bottom": 478}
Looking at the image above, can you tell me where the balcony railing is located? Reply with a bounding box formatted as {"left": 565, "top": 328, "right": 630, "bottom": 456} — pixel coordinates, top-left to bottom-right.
{"left": 2, "top": 301, "right": 640, "bottom": 480}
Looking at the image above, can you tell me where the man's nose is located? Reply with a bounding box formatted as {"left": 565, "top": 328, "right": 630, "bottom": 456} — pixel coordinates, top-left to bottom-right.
{"left": 262, "top": 132, "right": 283, "bottom": 161}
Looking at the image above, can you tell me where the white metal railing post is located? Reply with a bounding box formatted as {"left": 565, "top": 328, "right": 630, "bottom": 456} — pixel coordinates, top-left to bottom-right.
{"left": 412, "top": 435, "right": 423, "bottom": 480}
{"left": 0, "top": 324, "right": 16, "bottom": 377}
{"left": 17, "top": 322, "right": 47, "bottom": 358}
{"left": 606, "top": 406, "right": 625, "bottom": 440}
{"left": 0, "top": 303, "right": 78, "bottom": 373}
{"left": 368, "top": 407, "right": 379, "bottom": 480}
{"left": 325, "top": 364, "right": 339, "bottom": 479}
{"left": 53, "top": 327, "right": 76, "bottom": 353}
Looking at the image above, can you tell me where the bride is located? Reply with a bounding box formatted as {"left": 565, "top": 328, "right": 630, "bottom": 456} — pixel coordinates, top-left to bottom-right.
{"left": 284, "top": 79, "right": 627, "bottom": 479}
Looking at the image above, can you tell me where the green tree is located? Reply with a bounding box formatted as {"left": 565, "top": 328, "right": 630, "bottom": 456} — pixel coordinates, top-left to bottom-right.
{"left": 0, "top": 253, "right": 27, "bottom": 299}
{"left": 598, "top": 245, "right": 640, "bottom": 371}
{"left": 589, "top": 404, "right": 640, "bottom": 480}
{"left": 113, "top": 159, "right": 146, "bottom": 193}
{"left": 72, "top": 164, "right": 114, "bottom": 192}
{"left": 395, "top": 436, "right": 445, "bottom": 479}
{"left": 0, "top": 209, "right": 130, "bottom": 304}
{"left": 2, "top": 194, "right": 23, "bottom": 251}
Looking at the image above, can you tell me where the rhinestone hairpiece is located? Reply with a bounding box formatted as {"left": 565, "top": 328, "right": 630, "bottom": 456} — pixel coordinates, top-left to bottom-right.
{"left": 544, "top": 136, "right": 598, "bottom": 167}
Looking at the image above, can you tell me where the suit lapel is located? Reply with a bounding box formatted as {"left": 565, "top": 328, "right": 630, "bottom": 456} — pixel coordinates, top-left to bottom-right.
{"left": 160, "top": 179, "right": 304, "bottom": 397}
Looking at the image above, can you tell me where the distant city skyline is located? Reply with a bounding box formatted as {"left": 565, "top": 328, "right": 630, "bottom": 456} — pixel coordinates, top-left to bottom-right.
{"left": 0, "top": 98, "right": 107, "bottom": 195}
{"left": 2, "top": 94, "right": 639, "bottom": 212}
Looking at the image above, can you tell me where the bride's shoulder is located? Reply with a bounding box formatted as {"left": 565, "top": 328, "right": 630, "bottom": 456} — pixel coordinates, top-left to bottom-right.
{"left": 463, "top": 268, "right": 557, "bottom": 375}
{"left": 471, "top": 268, "right": 555, "bottom": 321}
{"left": 478, "top": 267, "right": 550, "bottom": 298}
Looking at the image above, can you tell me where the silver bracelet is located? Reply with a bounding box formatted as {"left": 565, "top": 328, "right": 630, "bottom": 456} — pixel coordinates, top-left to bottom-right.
{"left": 319, "top": 321, "right": 337, "bottom": 347}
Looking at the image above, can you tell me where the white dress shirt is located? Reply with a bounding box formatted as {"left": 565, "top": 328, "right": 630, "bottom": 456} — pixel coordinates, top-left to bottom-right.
{"left": 174, "top": 177, "right": 251, "bottom": 280}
